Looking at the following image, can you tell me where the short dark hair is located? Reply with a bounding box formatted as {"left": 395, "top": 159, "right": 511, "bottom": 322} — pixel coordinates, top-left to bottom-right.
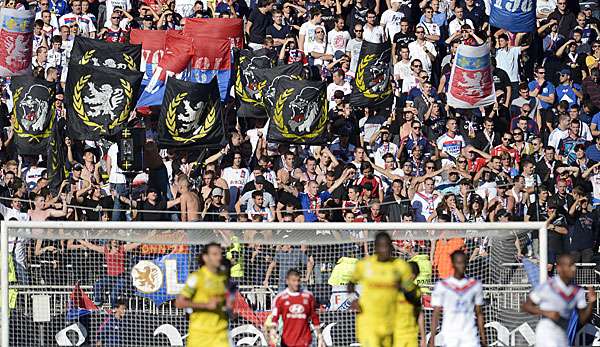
{"left": 287, "top": 268, "right": 301, "bottom": 278}
{"left": 450, "top": 249, "right": 466, "bottom": 263}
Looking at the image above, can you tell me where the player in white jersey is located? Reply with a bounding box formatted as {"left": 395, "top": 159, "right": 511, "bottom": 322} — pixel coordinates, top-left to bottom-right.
{"left": 429, "top": 250, "right": 487, "bottom": 347}
{"left": 522, "top": 254, "right": 596, "bottom": 347}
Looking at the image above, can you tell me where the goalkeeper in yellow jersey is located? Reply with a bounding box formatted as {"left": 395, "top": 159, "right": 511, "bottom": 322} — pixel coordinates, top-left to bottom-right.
{"left": 176, "top": 242, "right": 232, "bottom": 347}
{"left": 348, "top": 232, "right": 421, "bottom": 347}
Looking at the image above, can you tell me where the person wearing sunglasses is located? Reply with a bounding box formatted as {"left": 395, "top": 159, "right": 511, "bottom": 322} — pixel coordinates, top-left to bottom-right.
{"left": 408, "top": 24, "right": 437, "bottom": 74}
{"left": 547, "top": 0, "right": 577, "bottom": 38}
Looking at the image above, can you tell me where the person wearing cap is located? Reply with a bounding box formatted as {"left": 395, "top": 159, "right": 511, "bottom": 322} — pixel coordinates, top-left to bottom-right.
{"left": 117, "top": 186, "right": 180, "bottom": 221}
{"left": 555, "top": 68, "right": 583, "bottom": 107}
{"left": 202, "top": 188, "right": 229, "bottom": 222}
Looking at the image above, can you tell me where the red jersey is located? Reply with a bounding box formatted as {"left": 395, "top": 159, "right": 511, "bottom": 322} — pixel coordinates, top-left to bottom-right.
{"left": 271, "top": 289, "right": 320, "bottom": 347}
{"left": 490, "top": 145, "right": 521, "bottom": 165}
{"left": 104, "top": 245, "right": 125, "bottom": 276}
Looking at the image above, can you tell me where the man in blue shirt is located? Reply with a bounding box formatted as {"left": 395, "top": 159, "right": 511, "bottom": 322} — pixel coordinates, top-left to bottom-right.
{"left": 555, "top": 69, "right": 583, "bottom": 107}
{"left": 585, "top": 136, "right": 600, "bottom": 162}
{"left": 528, "top": 66, "right": 556, "bottom": 111}
{"left": 299, "top": 169, "right": 350, "bottom": 222}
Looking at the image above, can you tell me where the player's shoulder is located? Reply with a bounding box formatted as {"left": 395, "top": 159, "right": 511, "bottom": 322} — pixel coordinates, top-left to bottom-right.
{"left": 300, "top": 289, "right": 315, "bottom": 299}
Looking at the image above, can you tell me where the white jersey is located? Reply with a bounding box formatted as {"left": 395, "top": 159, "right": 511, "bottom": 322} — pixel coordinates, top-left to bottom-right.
{"left": 411, "top": 191, "right": 441, "bottom": 222}
{"left": 221, "top": 167, "right": 250, "bottom": 189}
{"left": 436, "top": 133, "right": 465, "bottom": 159}
{"left": 431, "top": 277, "right": 484, "bottom": 343}
{"left": 530, "top": 276, "right": 587, "bottom": 347}
{"left": 529, "top": 276, "right": 587, "bottom": 326}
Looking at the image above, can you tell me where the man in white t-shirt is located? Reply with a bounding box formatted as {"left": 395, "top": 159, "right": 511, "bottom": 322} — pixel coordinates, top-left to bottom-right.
{"left": 104, "top": 0, "right": 132, "bottom": 28}
{"left": 59, "top": 0, "right": 96, "bottom": 37}
{"left": 436, "top": 118, "right": 465, "bottom": 160}
{"left": 222, "top": 152, "right": 250, "bottom": 211}
{"left": 363, "top": 10, "right": 385, "bottom": 43}
{"left": 408, "top": 24, "right": 437, "bottom": 74}
{"left": 496, "top": 33, "right": 529, "bottom": 93}
{"left": 380, "top": 0, "right": 404, "bottom": 43}
{"left": 299, "top": 8, "right": 325, "bottom": 54}
{"left": 429, "top": 250, "right": 487, "bottom": 347}
{"left": 106, "top": 142, "right": 127, "bottom": 221}
{"left": 393, "top": 45, "right": 411, "bottom": 81}
{"left": 327, "top": 16, "right": 351, "bottom": 56}
{"left": 326, "top": 70, "right": 352, "bottom": 108}
{"left": 345, "top": 23, "right": 363, "bottom": 76}
{"left": 448, "top": 6, "right": 474, "bottom": 36}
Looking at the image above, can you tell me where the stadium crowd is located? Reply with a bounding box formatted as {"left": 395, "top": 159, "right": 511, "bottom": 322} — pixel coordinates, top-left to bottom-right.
{"left": 0, "top": 0, "right": 599, "bottom": 301}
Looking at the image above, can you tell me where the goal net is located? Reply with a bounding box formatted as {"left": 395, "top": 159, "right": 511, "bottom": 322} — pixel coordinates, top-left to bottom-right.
{"left": 1, "top": 221, "right": 551, "bottom": 347}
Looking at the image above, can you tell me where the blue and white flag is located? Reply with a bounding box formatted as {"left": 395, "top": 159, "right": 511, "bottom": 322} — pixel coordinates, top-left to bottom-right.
{"left": 447, "top": 44, "right": 495, "bottom": 109}
{"left": 490, "top": 0, "right": 536, "bottom": 32}
{"left": 131, "top": 253, "right": 190, "bottom": 306}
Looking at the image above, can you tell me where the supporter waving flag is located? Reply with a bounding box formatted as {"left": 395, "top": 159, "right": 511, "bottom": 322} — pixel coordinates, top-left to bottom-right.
{"left": 130, "top": 29, "right": 167, "bottom": 87}
{"left": 266, "top": 78, "right": 328, "bottom": 145}
{"left": 0, "top": 8, "right": 34, "bottom": 76}
{"left": 66, "top": 63, "right": 143, "bottom": 140}
{"left": 235, "top": 48, "right": 274, "bottom": 118}
{"left": 158, "top": 77, "right": 225, "bottom": 149}
{"left": 70, "top": 36, "right": 142, "bottom": 71}
{"left": 447, "top": 43, "right": 496, "bottom": 109}
{"left": 350, "top": 41, "right": 393, "bottom": 108}
{"left": 10, "top": 76, "right": 55, "bottom": 155}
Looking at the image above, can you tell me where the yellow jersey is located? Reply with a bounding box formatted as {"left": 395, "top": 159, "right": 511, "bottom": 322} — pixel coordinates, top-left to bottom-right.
{"left": 351, "top": 256, "right": 415, "bottom": 332}
{"left": 180, "top": 266, "right": 228, "bottom": 335}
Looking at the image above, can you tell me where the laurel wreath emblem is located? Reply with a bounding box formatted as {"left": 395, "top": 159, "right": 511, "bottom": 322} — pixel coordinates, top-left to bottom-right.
{"left": 123, "top": 53, "right": 137, "bottom": 70}
{"left": 79, "top": 50, "right": 95, "bottom": 65}
{"left": 73, "top": 75, "right": 133, "bottom": 134}
{"left": 79, "top": 50, "right": 137, "bottom": 70}
{"left": 165, "top": 92, "right": 218, "bottom": 144}
{"left": 355, "top": 53, "right": 392, "bottom": 100}
{"left": 12, "top": 86, "right": 55, "bottom": 143}
{"left": 273, "top": 88, "right": 328, "bottom": 141}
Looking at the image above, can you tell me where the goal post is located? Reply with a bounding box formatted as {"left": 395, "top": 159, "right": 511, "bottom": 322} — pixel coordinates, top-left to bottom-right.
{"left": 0, "top": 221, "right": 547, "bottom": 347}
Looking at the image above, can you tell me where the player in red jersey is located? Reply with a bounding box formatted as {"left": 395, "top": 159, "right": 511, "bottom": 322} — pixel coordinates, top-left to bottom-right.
{"left": 265, "top": 268, "right": 324, "bottom": 347}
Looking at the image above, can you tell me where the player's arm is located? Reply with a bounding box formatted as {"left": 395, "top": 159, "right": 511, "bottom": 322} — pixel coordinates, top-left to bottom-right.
{"left": 418, "top": 309, "right": 426, "bottom": 347}
{"left": 475, "top": 305, "right": 487, "bottom": 347}
{"left": 577, "top": 287, "right": 597, "bottom": 324}
{"left": 397, "top": 261, "right": 421, "bottom": 307}
{"left": 310, "top": 294, "right": 324, "bottom": 347}
{"left": 175, "top": 274, "right": 222, "bottom": 311}
{"left": 428, "top": 306, "right": 441, "bottom": 347}
{"left": 521, "top": 295, "right": 559, "bottom": 321}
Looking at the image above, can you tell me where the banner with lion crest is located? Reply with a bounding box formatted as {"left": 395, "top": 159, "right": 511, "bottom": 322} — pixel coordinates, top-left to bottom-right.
{"left": 350, "top": 41, "right": 393, "bottom": 108}
{"left": 10, "top": 76, "right": 55, "bottom": 155}
{"left": 234, "top": 48, "right": 273, "bottom": 118}
{"left": 66, "top": 64, "right": 143, "bottom": 140}
{"left": 265, "top": 78, "right": 328, "bottom": 145}
{"left": 157, "top": 77, "right": 225, "bottom": 149}
{"left": 0, "top": 9, "right": 34, "bottom": 76}
{"left": 70, "top": 36, "right": 141, "bottom": 71}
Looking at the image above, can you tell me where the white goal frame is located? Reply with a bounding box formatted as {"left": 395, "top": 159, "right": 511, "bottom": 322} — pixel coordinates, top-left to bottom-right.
{"left": 0, "top": 221, "right": 547, "bottom": 347}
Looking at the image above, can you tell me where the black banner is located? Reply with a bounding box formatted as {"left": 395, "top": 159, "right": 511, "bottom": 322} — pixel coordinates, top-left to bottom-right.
{"left": 158, "top": 77, "right": 225, "bottom": 149}
{"left": 10, "top": 76, "right": 55, "bottom": 155}
{"left": 66, "top": 64, "right": 143, "bottom": 140}
{"left": 254, "top": 62, "right": 305, "bottom": 111}
{"left": 350, "top": 41, "right": 393, "bottom": 108}
{"left": 266, "top": 78, "right": 328, "bottom": 145}
{"left": 70, "top": 36, "right": 142, "bottom": 71}
{"left": 234, "top": 48, "right": 273, "bottom": 118}
{"left": 47, "top": 120, "right": 67, "bottom": 194}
